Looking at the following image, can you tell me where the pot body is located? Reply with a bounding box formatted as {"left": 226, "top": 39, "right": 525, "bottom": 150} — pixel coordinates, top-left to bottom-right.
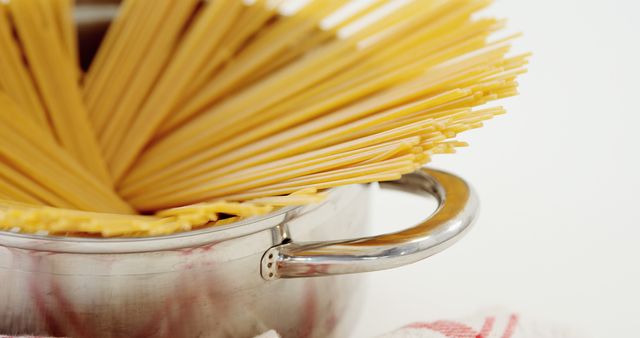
{"left": 0, "top": 184, "right": 370, "bottom": 338}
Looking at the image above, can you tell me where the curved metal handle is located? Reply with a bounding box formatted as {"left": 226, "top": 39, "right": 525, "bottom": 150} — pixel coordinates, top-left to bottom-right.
{"left": 261, "top": 168, "right": 479, "bottom": 280}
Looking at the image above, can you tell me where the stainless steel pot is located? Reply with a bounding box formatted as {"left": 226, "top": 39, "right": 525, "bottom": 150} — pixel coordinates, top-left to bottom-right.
{"left": 0, "top": 4, "right": 478, "bottom": 336}
{"left": 0, "top": 169, "right": 477, "bottom": 337}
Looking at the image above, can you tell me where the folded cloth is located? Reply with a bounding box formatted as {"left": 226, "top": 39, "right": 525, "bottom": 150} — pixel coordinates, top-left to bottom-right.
{"left": 255, "top": 310, "right": 583, "bottom": 338}
{"left": 377, "top": 311, "right": 579, "bottom": 338}
{"left": 254, "top": 330, "right": 281, "bottom": 338}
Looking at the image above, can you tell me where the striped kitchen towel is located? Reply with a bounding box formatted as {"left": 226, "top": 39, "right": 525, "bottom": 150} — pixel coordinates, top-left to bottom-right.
{"left": 255, "top": 310, "right": 583, "bottom": 338}
{"left": 375, "top": 311, "right": 582, "bottom": 338}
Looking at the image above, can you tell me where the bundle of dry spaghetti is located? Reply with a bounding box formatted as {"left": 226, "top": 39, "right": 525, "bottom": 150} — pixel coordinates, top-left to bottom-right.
{"left": 0, "top": 0, "right": 528, "bottom": 237}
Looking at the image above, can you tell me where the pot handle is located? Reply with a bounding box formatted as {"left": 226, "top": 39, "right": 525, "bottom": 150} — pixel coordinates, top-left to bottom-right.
{"left": 261, "top": 168, "right": 479, "bottom": 280}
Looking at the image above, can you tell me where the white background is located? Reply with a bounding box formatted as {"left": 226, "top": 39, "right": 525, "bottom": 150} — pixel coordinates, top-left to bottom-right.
{"left": 352, "top": 0, "right": 640, "bottom": 337}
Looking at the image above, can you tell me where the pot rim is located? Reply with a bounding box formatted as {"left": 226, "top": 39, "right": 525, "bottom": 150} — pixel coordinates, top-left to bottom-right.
{"left": 0, "top": 204, "right": 299, "bottom": 253}
{"left": 0, "top": 185, "right": 356, "bottom": 253}
{"left": 0, "top": 205, "right": 295, "bottom": 241}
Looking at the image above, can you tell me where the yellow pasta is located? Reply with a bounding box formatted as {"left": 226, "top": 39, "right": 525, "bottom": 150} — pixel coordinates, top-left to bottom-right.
{"left": 87, "top": 0, "right": 200, "bottom": 163}
{"left": 0, "top": 6, "right": 51, "bottom": 133}
{"left": 0, "top": 93, "right": 132, "bottom": 213}
{"left": 40, "top": 0, "right": 79, "bottom": 76}
{"left": 0, "top": 0, "right": 528, "bottom": 237}
{"left": 6, "top": 0, "right": 111, "bottom": 184}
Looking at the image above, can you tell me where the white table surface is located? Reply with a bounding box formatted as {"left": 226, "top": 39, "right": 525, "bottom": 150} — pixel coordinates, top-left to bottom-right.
{"left": 351, "top": 0, "right": 640, "bottom": 337}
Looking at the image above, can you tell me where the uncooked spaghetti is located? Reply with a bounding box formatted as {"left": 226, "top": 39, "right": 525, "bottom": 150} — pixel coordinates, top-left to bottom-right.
{"left": 0, "top": 0, "right": 528, "bottom": 237}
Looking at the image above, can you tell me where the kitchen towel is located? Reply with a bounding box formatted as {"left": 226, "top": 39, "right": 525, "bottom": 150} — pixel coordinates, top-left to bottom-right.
{"left": 255, "top": 310, "right": 583, "bottom": 338}
{"left": 374, "top": 310, "right": 583, "bottom": 338}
